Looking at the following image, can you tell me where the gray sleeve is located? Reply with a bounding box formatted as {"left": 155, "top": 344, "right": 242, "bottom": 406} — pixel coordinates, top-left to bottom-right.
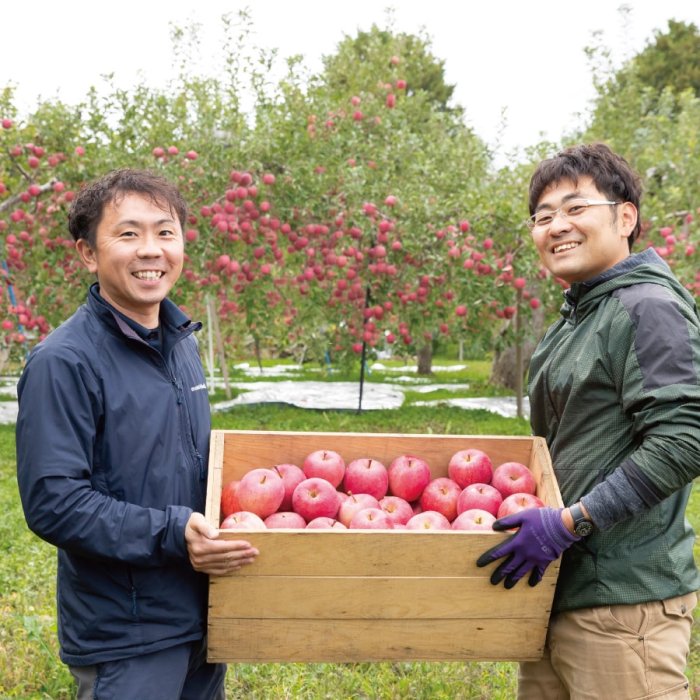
{"left": 580, "top": 458, "right": 666, "bottom": 531}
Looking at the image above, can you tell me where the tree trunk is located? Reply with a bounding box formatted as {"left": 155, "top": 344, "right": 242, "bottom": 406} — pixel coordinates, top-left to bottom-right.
{"left": 417, "top": 343, "right": 433, "bottom": 376}
{"left": 0, "top": 345, "right": 9, "bottom": 375}
{"left": 490, "top": 304, "right": 546, "bottom": 394}
{"left": 254, "top": 335, "right": 263, "bottom": 373}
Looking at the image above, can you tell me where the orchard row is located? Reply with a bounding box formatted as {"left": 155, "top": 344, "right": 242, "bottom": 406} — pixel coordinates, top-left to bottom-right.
{"left": 1, "top": 26, "right": 698, "bottom": 369}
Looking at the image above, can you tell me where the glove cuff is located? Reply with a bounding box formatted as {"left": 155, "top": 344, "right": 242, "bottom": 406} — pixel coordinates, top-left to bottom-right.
{"left": 544, "top": 507, "right": 581, "bottom": 550}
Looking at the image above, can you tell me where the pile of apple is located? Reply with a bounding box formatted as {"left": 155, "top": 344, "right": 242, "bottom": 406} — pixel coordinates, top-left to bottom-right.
{"left": 219, "top": 448, "right": 544, "bottom": 531}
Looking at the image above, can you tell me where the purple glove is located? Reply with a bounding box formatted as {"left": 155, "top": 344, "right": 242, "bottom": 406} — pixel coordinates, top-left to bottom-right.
{"left": 476, "top": 507, "right": 580, "bottom": 588}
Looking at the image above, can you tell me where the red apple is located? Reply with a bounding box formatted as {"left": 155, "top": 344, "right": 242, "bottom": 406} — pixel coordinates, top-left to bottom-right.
{"left": 236, "top": 468, "right": 285, "bottom": 519}
{"left": 405, "top": 510, "right": 451, "bottom": 531}
{"left": 457, "top": 482, "right": 503, "bottom": 517}
{"left": 492, "top": 462, "right": 536, "bottom": 498}
{"left": 272, "top": 463, "right": 306, "bottom": 511}
{"left": 378, "top": 495, "right": 414, "bottom": 526}
{"left": 497, "top": 492, "right": 545, "bottom": 518}
{"left": 263, "top": 511, "right": 307, "bottom": 529}
{"left": 220, "top": 479, "right": 242, "bottom": 519}
{"left": 338, "top": 493, "right": 380, "bottom": 528}
{"left": 452, "top": 508, "right": 497, "bottom": 531}
{"left": 387, "top": 454, "right": 431, "bottom": 502}
{"left": 447, "top": 448, "right": 493, "bottom": 488}
{"left": 302, "top": 449, "right": 346, "bottom": 488}
{"left": 306, "top": 517, "right": 347, "bottom": 529}
{"left": 292, "top": 477, "right": 341, "bottom": 521}
{"left": 348, "top": 507, "right": 394, "bottom": 529}
{"left": 419, "top": 477, "right": 462, "bottom": 522}
{"left": 343, "top": 457, "right": 389, "bottom": 500}
{"left": 220, "top": 511, "right": 266, "bottom": 530}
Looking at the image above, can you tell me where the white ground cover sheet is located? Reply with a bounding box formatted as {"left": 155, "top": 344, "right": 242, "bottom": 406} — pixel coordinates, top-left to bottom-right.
{"left": 0, "top": 363, "right": 529, "bottom": 424}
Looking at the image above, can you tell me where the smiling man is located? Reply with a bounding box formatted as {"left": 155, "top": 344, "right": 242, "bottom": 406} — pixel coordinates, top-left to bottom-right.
{"left": 16, "top": 169, "right": 258, "bottom": 699}
{"left": 74, "top": 190, "right": 185, "bottom": 328}
{"left": 477, "top": 144, "right": 700, "bottom": 699}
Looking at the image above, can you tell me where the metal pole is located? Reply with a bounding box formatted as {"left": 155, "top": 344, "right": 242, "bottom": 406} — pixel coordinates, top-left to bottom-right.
{"left": 357, "top": 285, "right": 373, "bottom": 414}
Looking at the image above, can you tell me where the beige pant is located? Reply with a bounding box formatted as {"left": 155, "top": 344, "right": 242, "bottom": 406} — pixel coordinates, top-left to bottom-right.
{"left": 519, "top": 591, "right": 698, "bottom": 700}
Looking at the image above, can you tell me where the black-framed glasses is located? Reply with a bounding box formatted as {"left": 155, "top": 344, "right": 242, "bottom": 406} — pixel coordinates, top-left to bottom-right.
{"left": 527, "top": 198, "right": 620, "bottom": 231}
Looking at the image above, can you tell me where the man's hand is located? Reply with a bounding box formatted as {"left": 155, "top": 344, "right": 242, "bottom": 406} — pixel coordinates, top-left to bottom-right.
{"left": 185, "top": 512, "right": 259, "bottom": 575}
{"left": 476, "top": 507, "right": 580, "bottom": 588}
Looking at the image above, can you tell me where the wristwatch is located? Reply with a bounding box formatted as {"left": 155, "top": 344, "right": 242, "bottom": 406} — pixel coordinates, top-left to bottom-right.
{"left": 569, "top": 502, "right": 594, "bottom": 537}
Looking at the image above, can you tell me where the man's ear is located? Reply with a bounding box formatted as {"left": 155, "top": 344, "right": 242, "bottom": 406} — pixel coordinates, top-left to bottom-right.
{"left": 619, "top": 201, "right": 638, "bottom": 240}
{"left": 75, "top": 238, "right": 98, "bottom": 274}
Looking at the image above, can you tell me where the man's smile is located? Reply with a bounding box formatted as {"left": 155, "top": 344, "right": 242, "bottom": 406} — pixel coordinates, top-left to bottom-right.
{"left": 132, "top": 270, "right": 165, "bottom": 280}
{"left": 552, "top": 241, "right": 581, "bottom": 255}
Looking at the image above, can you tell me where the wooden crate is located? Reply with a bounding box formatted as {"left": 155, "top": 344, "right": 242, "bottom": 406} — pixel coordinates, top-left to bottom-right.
{"left": 204, "top": 430, "right": 563, "bottom": 663}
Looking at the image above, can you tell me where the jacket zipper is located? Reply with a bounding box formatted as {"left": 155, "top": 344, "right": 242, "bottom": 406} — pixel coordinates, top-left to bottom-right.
{"left": 130, "top": 331, "right": 206, "bottom": 482}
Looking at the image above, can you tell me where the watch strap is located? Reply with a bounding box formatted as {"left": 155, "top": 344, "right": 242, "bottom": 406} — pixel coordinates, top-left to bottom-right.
{"left": 570, "top": 502, "right": 593, "bottom": 536}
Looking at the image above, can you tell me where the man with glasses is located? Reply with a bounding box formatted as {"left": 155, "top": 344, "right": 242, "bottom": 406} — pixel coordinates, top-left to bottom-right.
{"left": 478, "top": 143, "right": 699, "bottom": 698}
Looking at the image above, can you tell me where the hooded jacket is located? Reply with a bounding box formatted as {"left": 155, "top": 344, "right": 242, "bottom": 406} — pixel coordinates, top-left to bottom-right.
{"left": 16, "top": 284, "right": 211, "bottom": 665}
{"left": 528, "top": 248, "right": 700, "bottom": 613}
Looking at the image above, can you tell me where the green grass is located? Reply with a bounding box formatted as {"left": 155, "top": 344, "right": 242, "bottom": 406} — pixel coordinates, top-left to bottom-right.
{"left": 211, "top": 403, "right": 531, "bottom": 436}
{"left": 208, "top": 358, "right": 512, "bottom": 406}
{"left": 2, "top": 394, "right": 699, "bottom": 699}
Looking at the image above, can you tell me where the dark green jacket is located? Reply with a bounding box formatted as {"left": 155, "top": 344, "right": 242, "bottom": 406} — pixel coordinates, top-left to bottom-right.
{"left": 529, "top": 249, "right": 700, "bottom": 613}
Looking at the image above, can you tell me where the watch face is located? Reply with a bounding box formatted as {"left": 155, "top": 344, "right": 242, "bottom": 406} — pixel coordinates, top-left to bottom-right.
{"left": 575, "top": 520, "right": 594, "bottom": 537}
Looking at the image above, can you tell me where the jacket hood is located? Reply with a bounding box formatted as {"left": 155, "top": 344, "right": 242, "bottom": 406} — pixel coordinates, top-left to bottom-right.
{"left": 560, "top": 248, "right": 694, "bottom": 324}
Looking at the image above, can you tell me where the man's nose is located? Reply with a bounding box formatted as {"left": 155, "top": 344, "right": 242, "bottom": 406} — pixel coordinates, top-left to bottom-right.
{"left": 549, "top": 209, "right": 573, "bottom": 234}
{"left": 137, "top": 234, "right": 163, "bottom": 256}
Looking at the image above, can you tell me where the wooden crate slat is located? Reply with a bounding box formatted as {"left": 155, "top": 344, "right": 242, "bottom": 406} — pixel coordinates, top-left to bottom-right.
{"left": 216, "top": 430, "right": 537, "bottom": 484}
{"left": 207, "top": 618, "right": 549, "bottom": 663}
{"left": 209, "top": 574, "right": 557, "bottom": 619}
{"left": 211, "top": 529, "right": 561, "bottom": 578}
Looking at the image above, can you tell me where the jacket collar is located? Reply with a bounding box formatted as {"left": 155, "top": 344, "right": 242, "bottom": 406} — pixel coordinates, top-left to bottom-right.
{"left": 561, "top": 248, "right": 668, "bottom": 322}
{"left": 87, "top": 283, "right": 200, "bottom": 345}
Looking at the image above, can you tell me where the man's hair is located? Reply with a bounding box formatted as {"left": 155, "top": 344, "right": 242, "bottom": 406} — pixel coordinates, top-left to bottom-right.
{"left": 528, "top": 143, "right": 643, "bottom": 249}
{"left": 68, "top": 169, "right": 188, "bottom": 247}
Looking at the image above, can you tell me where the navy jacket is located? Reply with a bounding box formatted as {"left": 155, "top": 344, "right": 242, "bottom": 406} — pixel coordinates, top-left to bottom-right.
{"left": 16, "top": 284, "right": 211, "bottom": 665}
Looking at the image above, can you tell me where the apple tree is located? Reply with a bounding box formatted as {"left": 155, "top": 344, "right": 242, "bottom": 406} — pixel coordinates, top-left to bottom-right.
{"left": 233, "top": 23, "right": 506, "bottom": 374}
